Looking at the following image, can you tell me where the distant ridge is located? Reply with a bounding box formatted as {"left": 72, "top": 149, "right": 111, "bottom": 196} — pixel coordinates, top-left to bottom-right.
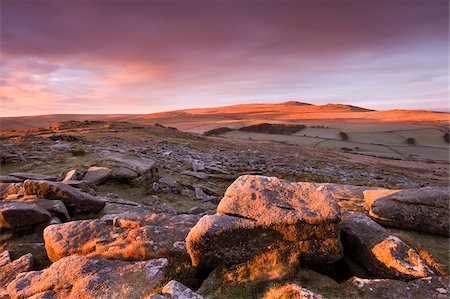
{"left": 280, "top": 101, "right": 313, "bottom": 106}
{"left": 1, "top": 101, "right": 448, "bottom": 131}
{"left": 319, "top": 103, "right": 374, "bottom": 112}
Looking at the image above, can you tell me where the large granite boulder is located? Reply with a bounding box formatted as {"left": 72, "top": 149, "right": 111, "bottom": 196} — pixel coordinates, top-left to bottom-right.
{"left": 44, "top": 212, "right": 200, "bottom": 262}
{"left": 7, "top": 256, "right": 168, "bottom": 299}
{"left": 341, "top": 213, "right": 434, "bottom": 280}
{"left": 187, "top": 175, "right": 343, "bottom": 268}
{"left": 364, "top": 187, "right": 449, "bottom": 237}
{"left": 0, "top": 202, "right": 51, "bottom": 231}
{"left": 23, "top": 180, "right": 105, "bottom": 215}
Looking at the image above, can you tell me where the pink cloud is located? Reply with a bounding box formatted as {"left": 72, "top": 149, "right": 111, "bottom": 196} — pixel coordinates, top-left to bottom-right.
{"left": 1, "top": 0, "right": 448, "bottom": 116}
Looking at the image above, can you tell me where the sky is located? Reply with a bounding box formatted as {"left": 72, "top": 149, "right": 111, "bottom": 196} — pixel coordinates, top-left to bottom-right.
{"left": 1, "top": 0, "right": 448, "bottom": 117}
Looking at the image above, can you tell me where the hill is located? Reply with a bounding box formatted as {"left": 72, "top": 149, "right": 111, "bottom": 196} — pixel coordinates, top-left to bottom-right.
{"left": 1, "top": 102, "right": 448, "bottom": 132}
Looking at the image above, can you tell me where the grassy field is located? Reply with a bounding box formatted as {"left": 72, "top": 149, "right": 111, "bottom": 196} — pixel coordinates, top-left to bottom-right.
{"left": 221, "top": 126, "right": 449, "bottom": 162}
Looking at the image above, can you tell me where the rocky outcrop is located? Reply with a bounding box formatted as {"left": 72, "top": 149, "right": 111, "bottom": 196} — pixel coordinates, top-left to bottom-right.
{"left": 63, "top": 154, "right": 157, "bottom": 186}
{"left": 22, "top": 180, "right": 105, "bottom": 215}
{"left": 44, "top": 212, "right": 200, "bottom": 262}
{"left": 341, "top": 213, "right": 434, "bottom": 280}
{"left": 7, "top": 256, "right": 168, "bottom": 299}
{"left": 0, "top": 176, "right": 22, "bottom": 184}
{"left": 0, "top": 202, "right": 51, "bottom": 231}
{"left": 187, "top": 175, "right": 343, "bottom": 268}
{"left": 347, "top": 276, "right": 449, "bottom": 299}
{"left": 0, "top": 253, "right": 33, "bottom": 290}
{"left": 364, "top": 187, "right": 449, "bottom": 237}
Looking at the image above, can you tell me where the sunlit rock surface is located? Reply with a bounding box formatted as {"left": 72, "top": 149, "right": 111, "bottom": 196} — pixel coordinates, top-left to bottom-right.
{"left": 341, "top": 213, "right": 434, "bottom": 280}
{"left": 187, "top": 175, "right": 343, "bottom": 268}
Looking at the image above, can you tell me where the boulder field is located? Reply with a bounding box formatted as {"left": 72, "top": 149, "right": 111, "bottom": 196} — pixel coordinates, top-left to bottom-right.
{"left": 0, "top": 174, "right": 448, "bottom": 298}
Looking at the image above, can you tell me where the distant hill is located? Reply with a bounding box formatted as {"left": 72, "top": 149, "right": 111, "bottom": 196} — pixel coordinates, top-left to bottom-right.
{"left": 1, "top": 101, "right": 448, "bottom": 132}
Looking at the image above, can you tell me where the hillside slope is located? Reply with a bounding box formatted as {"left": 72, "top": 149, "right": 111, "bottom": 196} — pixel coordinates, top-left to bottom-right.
{"left": 1, "top": 101, "right": 448, "bottom": 132}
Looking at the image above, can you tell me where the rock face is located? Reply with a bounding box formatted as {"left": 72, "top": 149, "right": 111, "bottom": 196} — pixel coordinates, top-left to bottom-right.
{"left": 186, "top": 175, "right": 343, "bottom": 268}
{"left": 0, "top": 253, "right": 33, "bottom": 290}
{"left": 22, "top": 180, "right": 105, "bottom": 215}
{"left": 347, "top": 276, "right": 449, "bottom": 299}
{"left": 364, "top": 187, "right": 449, "bottom": 237}
{"left": 0, "top": 202, "right": 51, "bottom": 231}
{"left": 44, "top": 212, "right": 200, "bottom": 262}
{"left": 7, "top": 256, "right": 168, "bottom": 299}
{"left": 340, "top": 213, "right": 434, "bottom": 280}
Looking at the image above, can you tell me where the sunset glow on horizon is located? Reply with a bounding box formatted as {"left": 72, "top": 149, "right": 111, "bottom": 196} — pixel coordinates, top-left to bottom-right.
{"left": 1, "top": 0, "right": 448, "bottom": 117}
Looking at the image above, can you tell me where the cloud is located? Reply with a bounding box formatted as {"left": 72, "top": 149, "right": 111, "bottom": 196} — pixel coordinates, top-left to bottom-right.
{"left": 1, "top": 0, "right": 448, "bottom": 116}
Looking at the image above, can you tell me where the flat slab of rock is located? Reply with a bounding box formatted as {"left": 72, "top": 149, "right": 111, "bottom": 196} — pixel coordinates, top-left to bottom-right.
{"left": 10, "top": 172, "right": 55, "bottom": 181}
{"left": 44, "top": 212, "right": 201, "bottom": 262}
{"left": 181, "top": 171, "right": 210, "bottom": 180}
{"left": 83, "top": 166, "right": 112, "bottom": 184}
{"left": 7, "top": 256, "right": 168, "bottom": 299}
{"left": 187, "top": 175, "right": 343, "bottom": 268}
{"left": 347, "top": 276, "right": 449, "bottom": 299}
{"left": 341, "top": 213, "right": 434, "bottom": 280}
{"left": 0, "top": 201, "right": 51, "bottom": 231}
{"left": 4, "top": 195, "right": 70, "bottom": 221}
{"left": 0, "top": 253, "right": 33, "bottom": 289}
{"left": 107, "top": 154, "right": 157, "bottom": 175}
{"left": 23, "top": 180, "right": 105, "bottom": 215}
{"left": 110, "top": 166, "right": 139, "bottom": 179}
{"left": 0, "top": 176, "right": 22, "bottom": 183}
{"left": 364, "top": 187, "right": 449, "bottom": 237}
